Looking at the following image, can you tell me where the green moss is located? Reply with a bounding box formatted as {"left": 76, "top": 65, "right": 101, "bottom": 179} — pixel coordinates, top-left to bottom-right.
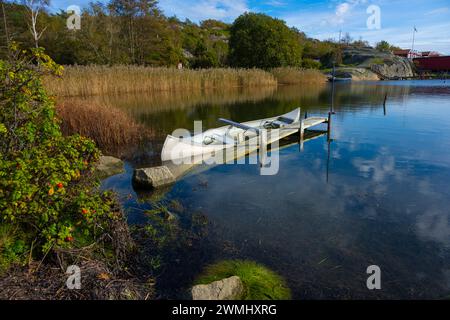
{"left": 370, "top": 58, "right": 385, "bottom": 65}
{"left": 194, "top": 260, "right": 291, "bottom": 300}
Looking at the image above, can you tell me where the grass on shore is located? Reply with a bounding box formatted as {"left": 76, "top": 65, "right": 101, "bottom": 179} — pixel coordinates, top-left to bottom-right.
{"left": 195, "top": 260, "right": 291, "bottom": 300}
{"left": 46, "top": 66, "right": 278, "bottom": 97}
{"left": 56, "top": 100, "right": 151, "bottom": 154}
{"left": 271, "top": 67, "right": 327, "bottom": 85}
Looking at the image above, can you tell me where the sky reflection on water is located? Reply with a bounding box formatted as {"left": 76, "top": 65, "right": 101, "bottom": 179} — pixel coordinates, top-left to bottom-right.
{"left": 102, "top": 80, "right": 450, "bottom": 299}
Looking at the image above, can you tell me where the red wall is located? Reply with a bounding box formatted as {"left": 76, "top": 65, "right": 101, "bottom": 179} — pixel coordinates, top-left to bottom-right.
{"left": 414, "top": 56, "right": 450, "bottom": 71}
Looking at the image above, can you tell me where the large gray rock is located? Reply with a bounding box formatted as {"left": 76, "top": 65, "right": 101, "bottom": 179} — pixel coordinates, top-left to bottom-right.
{"left": 191, "top": 276, "right": 244, "bottom": 300}
{"left": 333, "top": 67, "right": 379, "bottom": 81}
{"left": 341, "top": 47, "right": 416, "bottom": 80}
{"left": 96, "top": 156, "right": 125, "bottom": 179}
{"left": 133, "top": 166, "right": 175, "bottom": 188}
{"left": 370, "top": 58, "right": 415, "bottom": 79}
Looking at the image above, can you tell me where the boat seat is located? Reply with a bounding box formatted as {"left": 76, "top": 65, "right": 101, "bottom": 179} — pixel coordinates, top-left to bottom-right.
{"left": 263, "top": 116, "right": 294, "bottom": 129}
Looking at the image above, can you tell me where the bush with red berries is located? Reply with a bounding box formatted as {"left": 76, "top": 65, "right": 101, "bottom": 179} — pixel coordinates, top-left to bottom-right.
{"left": 0, "top": 45, "right": 122, "bottom": 270}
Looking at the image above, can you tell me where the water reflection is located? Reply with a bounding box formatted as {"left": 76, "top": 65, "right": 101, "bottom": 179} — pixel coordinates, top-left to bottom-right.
{"left": 101, "top": 80, "right": 450, "bottom": 299}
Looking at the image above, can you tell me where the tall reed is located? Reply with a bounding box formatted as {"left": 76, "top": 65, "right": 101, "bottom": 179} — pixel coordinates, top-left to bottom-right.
{"left": 56, "top": 100, "right": 151, "bottom": 155}
{"left": 46, "top": 66, "right": 278, "bottom": 97}
{"left": 271, "top": 67, "right": 327, "bottom": 85}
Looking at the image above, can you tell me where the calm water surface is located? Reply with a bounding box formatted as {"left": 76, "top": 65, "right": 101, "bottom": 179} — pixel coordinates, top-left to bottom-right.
{"left": 101, "top": 80, "right": 450, "bottom": 299}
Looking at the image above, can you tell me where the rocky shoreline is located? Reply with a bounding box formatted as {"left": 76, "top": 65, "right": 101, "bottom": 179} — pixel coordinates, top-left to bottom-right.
{"left": 328, "top": 47, "right": 417, "bottom": 81}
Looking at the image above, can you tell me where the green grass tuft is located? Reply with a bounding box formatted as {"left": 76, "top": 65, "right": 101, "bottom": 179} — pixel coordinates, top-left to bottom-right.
{"left": 194, "top": 260, "right": 291, "bottom": 300}
{"left": 0, "top": 225, "right": 28, "bottom": 274}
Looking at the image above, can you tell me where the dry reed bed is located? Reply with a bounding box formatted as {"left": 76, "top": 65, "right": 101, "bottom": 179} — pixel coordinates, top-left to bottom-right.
{"left": 70, "top": 85, "right": 277, "bottom": 115}
{"left": 56, "top": 100, "right": 151, "bottom": 154}
{"left": 271, "top": 67, "right": 327, "bottom": 85}
{"left": 46, "top": 66, "right": 278, "bottom": 97}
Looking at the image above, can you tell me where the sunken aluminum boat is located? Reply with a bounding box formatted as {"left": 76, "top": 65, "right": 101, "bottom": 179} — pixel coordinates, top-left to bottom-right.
{"left": 161, "top": 108, "right": 301, "bottom": 163}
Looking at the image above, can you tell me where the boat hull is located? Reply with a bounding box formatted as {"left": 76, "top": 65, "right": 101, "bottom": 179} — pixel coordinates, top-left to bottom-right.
{"left": 161, "top": 108, "right": 301, "bottom": 163}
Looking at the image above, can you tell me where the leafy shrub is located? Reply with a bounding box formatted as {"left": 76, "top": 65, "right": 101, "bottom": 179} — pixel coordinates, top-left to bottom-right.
{"left": 0, "top": 44, "right": 121, "bottom": 267}
{"left": 195, "top": 260, "right": 291, "bottom": 300}
{"left": 302, "top": 58, "right": 322, "bottom": 69}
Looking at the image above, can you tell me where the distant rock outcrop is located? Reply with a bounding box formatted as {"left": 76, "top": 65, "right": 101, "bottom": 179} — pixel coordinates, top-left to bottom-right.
{"left": 333, "top": 67, "right": 379, "bottom": 81}
{"left": 370, "top": 58, "right": 415, "bottom": 79}
{"left": 335, "top": 47, "right": 416, "bottom": 80}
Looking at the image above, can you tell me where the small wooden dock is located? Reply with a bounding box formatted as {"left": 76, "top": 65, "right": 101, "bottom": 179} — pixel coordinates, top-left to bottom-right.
{"left": 302, "top": 116, "right": 329, "bottom": 129}
{"left": 299, "top": 114, "right": 331, "bottom": 150}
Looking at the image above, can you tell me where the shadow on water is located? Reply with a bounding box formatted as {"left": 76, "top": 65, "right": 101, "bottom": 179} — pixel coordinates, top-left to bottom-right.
{"left": 100, "top": 80, "right": 450, "bottom": 299}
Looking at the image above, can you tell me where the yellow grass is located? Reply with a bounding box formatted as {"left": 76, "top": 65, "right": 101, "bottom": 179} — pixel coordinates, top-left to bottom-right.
{"left": 72, "top": 86, "right": 277, "bottom": 114}
{"left": 271, "top": 67, "right": 327, "bottom": 85}
{"left": 56, "top": 100, "right": 151, "bottom": 154}
{"left": 45, "top": 66, "right": 278, "bottom": 97}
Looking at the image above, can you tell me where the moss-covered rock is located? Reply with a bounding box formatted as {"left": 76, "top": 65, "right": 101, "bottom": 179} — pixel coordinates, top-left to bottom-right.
{"left": 96, "top": 156, "right": 125, "bottom": 179}
{"left": 194, "top": 260, "right": 291, "bottom": 300}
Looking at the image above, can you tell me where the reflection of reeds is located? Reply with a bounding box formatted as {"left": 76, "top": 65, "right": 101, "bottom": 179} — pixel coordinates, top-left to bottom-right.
{"left": 56, "top": 100, "right": 151, "bottom": 155}
{"left": 271, "top": 67, "right": 326, "bottom": 85}
{"left": 74, "top": 86, "right": 277, "bottom": 114}
{"left": 46, "top": 66, "right": 277, "bottom": 97}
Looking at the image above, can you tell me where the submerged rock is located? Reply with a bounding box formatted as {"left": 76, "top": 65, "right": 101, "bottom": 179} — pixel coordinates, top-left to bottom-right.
{"left": 133, "top": 166, "right": 175, "bottom": 189}
{"left": 191, "top": 276, "right": 244, "bottom": 300}
{"left": 96, "top": 156, "right": 125, "bottom": 179}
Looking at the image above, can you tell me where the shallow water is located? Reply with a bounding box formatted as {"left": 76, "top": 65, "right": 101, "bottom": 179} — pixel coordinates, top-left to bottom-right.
{"left": 101, "top": 80, "right": 450, "bottom": 299}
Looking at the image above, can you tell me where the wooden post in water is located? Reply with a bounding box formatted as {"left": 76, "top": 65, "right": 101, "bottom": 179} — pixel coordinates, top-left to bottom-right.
{"left": 299, "top": 120, "right": 305, "bottom": 152}
{"left": 383, "top": 93, "right": 388, "bottom": 116}
{"left": 327, "top": 112, "right": 332, "bottom": 142}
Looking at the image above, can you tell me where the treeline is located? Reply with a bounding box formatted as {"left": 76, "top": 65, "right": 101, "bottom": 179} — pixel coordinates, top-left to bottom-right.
{"left": 0, "top": 0, "right": 397, "bottom": 69}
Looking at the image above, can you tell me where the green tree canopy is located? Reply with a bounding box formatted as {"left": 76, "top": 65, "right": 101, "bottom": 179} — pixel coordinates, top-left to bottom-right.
{"left": 376, "top": 40, "right": 392, "bottom": 52}
{"left": 229, "top": 13, "right": 302, "bottom": 69}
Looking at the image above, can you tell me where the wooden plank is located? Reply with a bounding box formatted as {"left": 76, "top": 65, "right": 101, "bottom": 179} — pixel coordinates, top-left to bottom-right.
{"left": 302, "top": 117, "right": 328, "bottom": 129}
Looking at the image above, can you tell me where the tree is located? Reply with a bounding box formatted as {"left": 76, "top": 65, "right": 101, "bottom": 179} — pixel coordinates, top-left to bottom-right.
{"left": 376, "top": 40, "right": 392, "bottom": 52}
{"left": 341, "top": 32, "right": 352, "bottom": 46}
{"left": 109, "top": 0, "right": 182, "bottom": 65}
{"left": 191, "top": 41, "right": 218, "bottom": 68}
{"left": 229, "top": 13, "right": 302, "bottom": 69}
{"left": 23, "top": 0, "right": 49, "bottom": 48}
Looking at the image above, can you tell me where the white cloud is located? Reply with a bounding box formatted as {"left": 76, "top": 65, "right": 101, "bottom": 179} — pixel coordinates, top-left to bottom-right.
{"left": 284, "top": 0, "right": 368, "bottom": 30}
{"left": 425, "top": 7, "right": 449, "bottom": 15}
{"left": 331, "top": 0, "right": 369, "bottom": 25}
{"left": 159, "top": 0, "right": 249, "bottom": 22}
{"left": 265, "top": 0, "right": 286, "bottom": 7}
{"left": 336, "top": 3, "right": 350, "bottom": 16}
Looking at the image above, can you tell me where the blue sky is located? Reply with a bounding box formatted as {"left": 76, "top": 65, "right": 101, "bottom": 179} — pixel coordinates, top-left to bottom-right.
{"left": 50, "top": 0, "right": 450, "bottom": 54}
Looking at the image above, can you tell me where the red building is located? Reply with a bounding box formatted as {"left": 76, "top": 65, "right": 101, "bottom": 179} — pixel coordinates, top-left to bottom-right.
{"left": 421, "top": 51, "right": 441, "bottom": 57}
{"left": 413, "top": 56, "right": 450, "bottom": 71}
{"left": 393, "top": 49, "right": 421, "bottom": 59}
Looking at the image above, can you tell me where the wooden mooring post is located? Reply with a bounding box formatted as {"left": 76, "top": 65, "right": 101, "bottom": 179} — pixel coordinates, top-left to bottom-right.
{"left": 299, "top": 120, "right": 305, "bottom": 152}
{"left": 327, "top": 110, "right": 334, "bottom": 142}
